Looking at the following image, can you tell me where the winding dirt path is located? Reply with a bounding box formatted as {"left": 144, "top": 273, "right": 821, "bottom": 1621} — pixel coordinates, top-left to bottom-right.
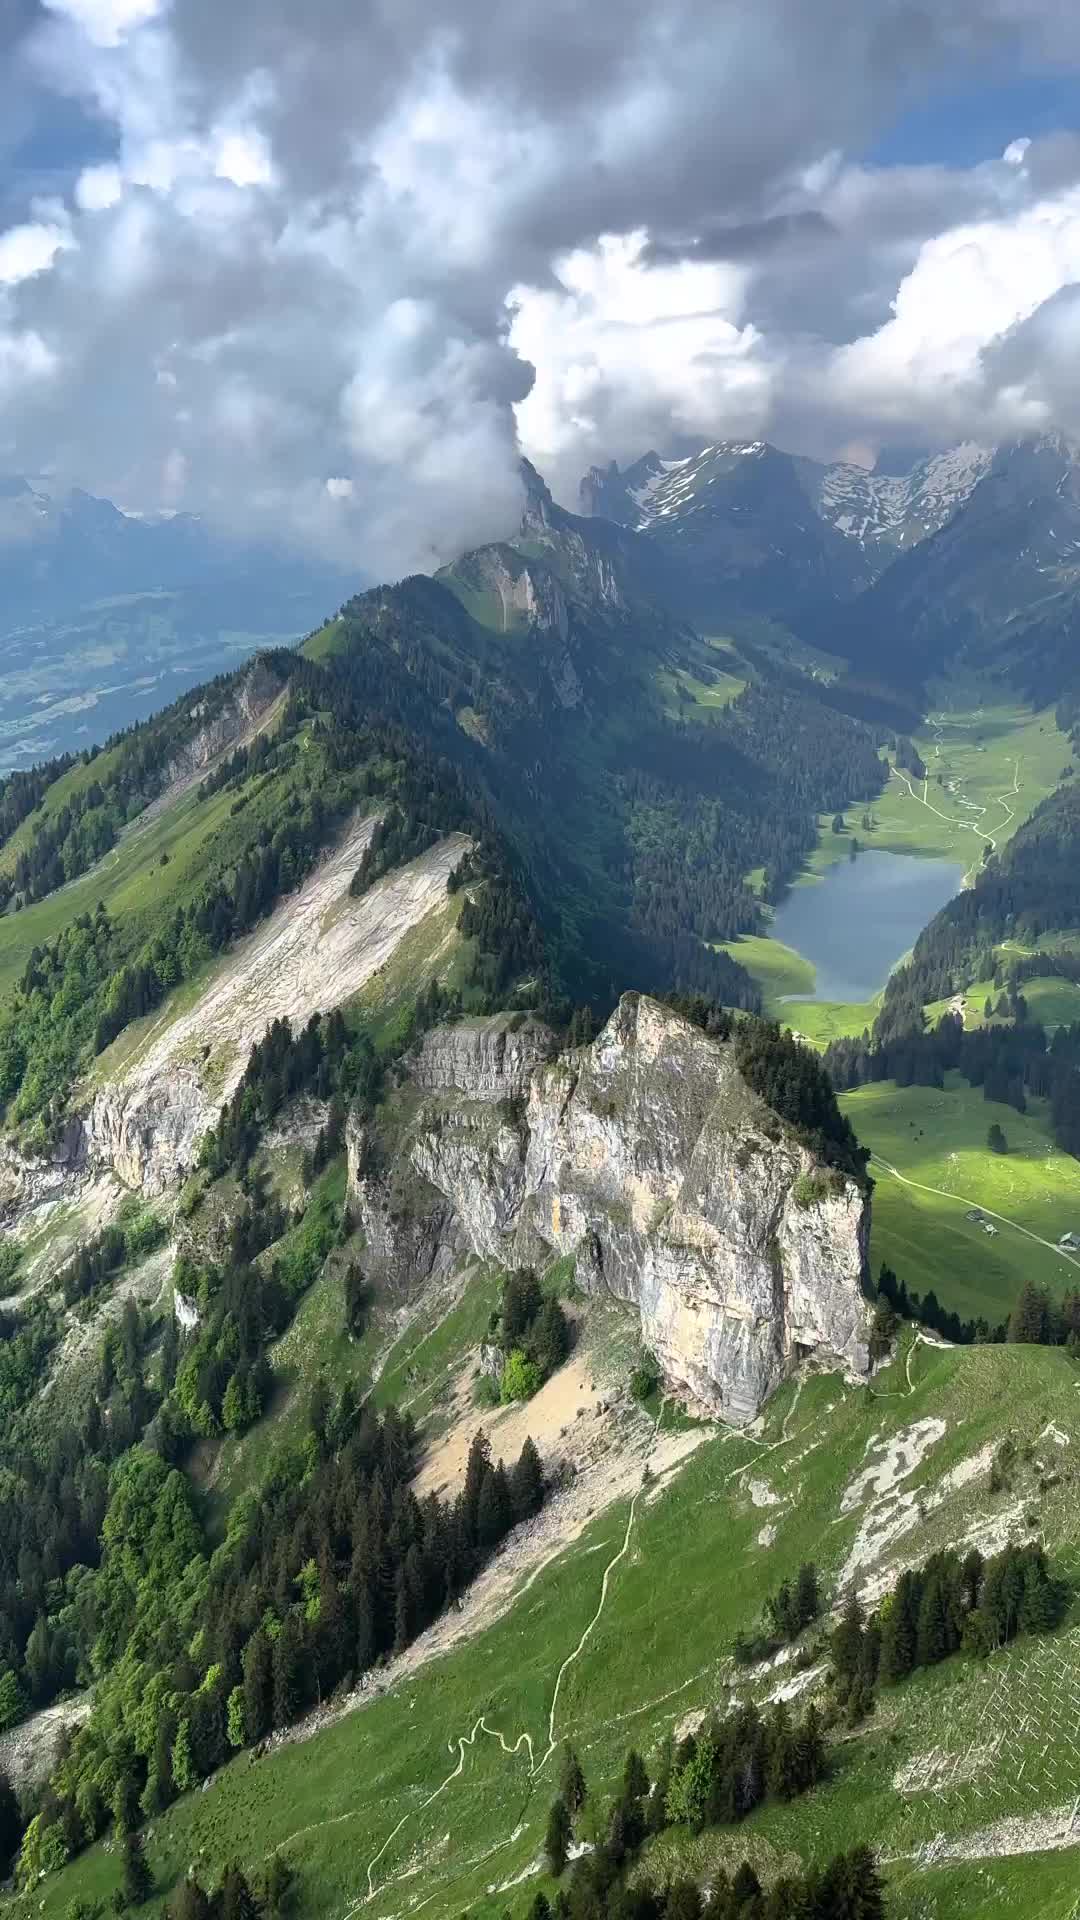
{"left": 362, "top": 1718, "right": 533, "bottom": 1905}
{"left": 888, "top": 740, "right": 1022, "bottom": 883}
{"left": 533, "top": 1453, "right": 652, "bottom": 1778}
{"left": 356, "top": 1399, "right": 672, "bottom": 1904}
{"left": 869, "top": 1153, "right": 1080, "bottom": 1273}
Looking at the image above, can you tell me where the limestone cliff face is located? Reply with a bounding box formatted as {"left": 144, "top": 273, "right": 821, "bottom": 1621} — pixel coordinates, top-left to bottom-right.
{"left": 349, "top": 996, "right": 871, "bottom": 1422}
{"left": 86, "top": 1065, "right": 212, "bottom": 1198}
{"left": 411, "top": 1015, "right": 557, "bottom": 1100}
{"left": 163, "top": 658, "right": 284, "bottom": 790}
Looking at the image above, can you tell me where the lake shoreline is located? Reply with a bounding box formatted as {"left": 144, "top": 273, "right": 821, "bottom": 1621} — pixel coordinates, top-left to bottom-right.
{"left": 767, "top": 847, "right": 965, "bottom": 1007}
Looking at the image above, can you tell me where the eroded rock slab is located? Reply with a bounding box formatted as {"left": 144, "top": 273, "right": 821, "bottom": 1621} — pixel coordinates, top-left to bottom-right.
{"left": 349, "top": 993, "right": 871, "bottom": 1422}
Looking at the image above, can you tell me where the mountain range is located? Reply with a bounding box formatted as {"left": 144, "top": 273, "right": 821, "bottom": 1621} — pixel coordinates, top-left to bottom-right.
{"left": 579, "top": 430, "right": 1080, "bottom": 707}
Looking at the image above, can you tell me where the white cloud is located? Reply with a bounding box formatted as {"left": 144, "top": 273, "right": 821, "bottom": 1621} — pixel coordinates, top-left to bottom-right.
{"left": 40, "top": 0, "right": 167, "bottom": 51}
{"left": 827, "top": 184, "right": 1080, "bottom": 435}
{"left": 0, "top": 221, "right": 73, "bottom": 286}
{"left": 75, "top": 163, "right": 124, "bottom": 212}
{"left": 8, "top": 0, "right": 1080, "bottom": 575}
{"left": 214, "top": 128, "right": 277, "bottom": 190}
{"left": 0, "top": 330, "right": 59, "bottom": 389}
{"left": 510, "top": 231, "right": 767, "bottom": 491}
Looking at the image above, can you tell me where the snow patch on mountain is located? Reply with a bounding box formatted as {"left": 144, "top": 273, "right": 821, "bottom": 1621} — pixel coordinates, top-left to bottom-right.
{"left": 806, "top": 444, "right": 992, "bottom": 554}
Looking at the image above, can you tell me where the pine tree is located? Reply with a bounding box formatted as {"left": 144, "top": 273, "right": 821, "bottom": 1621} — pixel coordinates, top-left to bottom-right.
{"left": 765, "top": 1704, "right": 798, "bottom": 1801}
{"left": 530, "top": 1297, "right": 570, "bottom": 1376}
{"left": 544, "top": 1797, "right": 572, "bottom": 1877}
{"left": 880, "top": 1574, "right": 919, "bottom": 1682}
{"left": 0, "top": 1768, "right": 21, "bottom": 1877}
{"left": 113, "top": 1761, "right": 141, "bottom": 1835}
{"left": 622, "top": 1748, "right": 649, "bottom": 1801}
{"left": 462, "top": 1429, "right": 492, "bottom": 1548}
{"left": 226, "top": 1687, "right": 247, "bottom": 1750}
{"left": 219, "top": 1863, "right": 259, "bottom": 1920}
{"left": 915, "top": 1575, "right": 947, "bottom": 1669}
{"left": 558, "top": 1743, "right": 586, "bottom": 1814}
{"left": 665, "top": 1882, "right": 703, "bottom": 1920}
{"left": 1009, "top": 1280, "right": 1049, "bottom": 1345}
{"left": 355, "top": 1579, "right": 375, "bottom": 1673}
{"left": 793, "top": 1561, "right": 819, "bottom": 1631}
{"left": 732, "top": 1862, "right": 761, "bottom": 1905}
{"left": 122, "top": 1831, "right": 152, "bottom": 1908}
{"left": 169, "top": 1879, "right": 211, "bottom": 1920}
{"left": 961, "top": 1546, "right": 984, "bottom": 1613}
{"left": 646, "top": 1733, "right": 672, "bottom": 1833}
{"left": 272, "top": 1612, "right": 305, "bottom": 1727}
{"left": 393, "top": 1566, "right": 411, "bottom": 1656}
{"left": 261, "top": 1854, "right": 293, "bottom": 1920}
{"left": 171, "top": 1718, "right": 196, "bottom": 1794}
{"left": 509, "top": 1437, "right": 544, "bottom": 1522}
{"left": 242, "top": 1628, "right": 273, "bottom": 1743}
{"left": 1018, "top": 1554, "right": 1062, "bottom": 1635}
{"left": 476, "top": 1465, "right": 511, "bottom": 1555}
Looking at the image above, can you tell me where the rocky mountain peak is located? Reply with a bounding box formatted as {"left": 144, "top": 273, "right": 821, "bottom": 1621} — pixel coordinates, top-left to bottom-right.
{"left": 348, "top": 995, "right": 871, "bottom": 1423}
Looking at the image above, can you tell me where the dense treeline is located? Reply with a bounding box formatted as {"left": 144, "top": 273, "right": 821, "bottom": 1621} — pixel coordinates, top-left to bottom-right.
{"left": 873, "top": 1262, "right": 1005, "bottom": 1348}
{"left": 528, "top": 1848, "right": 884, "bottom": 1920}
{"left": 832, "top": 1540, "right": 1066, "bottom": 1723}
{"left": 0, "top": 1160, "right": 349, "bottom": 1752}
{"left": 539, "top": 1727, "right": 880, "bottom": 1920}
{"left": 0, "top": 1297, "right": 60, "bottom": 1421}
{"left": 159, "top": 1852, "right": 293, "bottom": 1920}
{"left": 163, "top": 1179, "right": 341, "bottom": 1444}
{"left": 480, "top": 1268, "right": 572, "bottom": 1404}
{"left": 655, "top": 997, "right": 868, "bottom": 1182}
{"left": 734, "top": 1563, "right": 820, "bottom": 1666}
{"left": 58, "top": 1206, "right": 166, "bottom": 1308}
{"left": 0, "top": 1298, "right": 157, "bottom": 1734}
{"left": 825, "top": 1008, "right": 1080, "bottom": 1161}
{"left": 29, "top": 1402, "right": 544, "bottom": 1879}
{"left": 0, "top": 757, "right": 77, "bottom": 849}
{"left": 1007, "top": 1279, "right": 1080, "bottom": 1347}
{"left": 197, "top": 728, "right": 277, "bottom": 801}
{"left": 734, "top": 1020, "right": 869, "bottom": 1182}
{"left": 198, "top": 1008, "right": 381, "bottom": 1178}
{"left": 623, "top": 687, "right": 885, "bottom": 950}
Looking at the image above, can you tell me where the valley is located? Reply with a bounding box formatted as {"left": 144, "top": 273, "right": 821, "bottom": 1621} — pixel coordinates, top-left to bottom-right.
{"left": 3, "top": 431, "right": 1080, "bottom": 1920}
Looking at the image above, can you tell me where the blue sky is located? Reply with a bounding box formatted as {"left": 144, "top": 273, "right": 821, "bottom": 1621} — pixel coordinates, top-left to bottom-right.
{"left": 869, "top": 65, "right": 1080, "bottom": 168}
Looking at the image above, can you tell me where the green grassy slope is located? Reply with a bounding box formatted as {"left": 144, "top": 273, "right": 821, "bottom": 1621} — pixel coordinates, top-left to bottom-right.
{"left": 841, "top": 1075, "right": 1080, "bottom": 1319}
{"left": 0, "top": 777, "right": 241, "bottom": 999}
{"left": 28, "top": 1336, "right": 1080, "bottom": 1920}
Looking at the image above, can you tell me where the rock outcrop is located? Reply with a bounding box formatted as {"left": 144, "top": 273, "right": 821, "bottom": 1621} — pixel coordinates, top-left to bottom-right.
{"left": 348, "top": 994, "right": 872, "bottom": 1423}
{"left": 411, "top": 1015, "right": 557, "bottom": 1100}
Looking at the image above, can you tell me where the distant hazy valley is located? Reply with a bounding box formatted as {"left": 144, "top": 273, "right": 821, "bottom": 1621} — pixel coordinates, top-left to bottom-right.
{"left": 0, "top": 477, "right": 352, "bottom": 769}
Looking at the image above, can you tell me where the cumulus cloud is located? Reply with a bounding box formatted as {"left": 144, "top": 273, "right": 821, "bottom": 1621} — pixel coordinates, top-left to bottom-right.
{"left": 3, "top": 0, "right": 1080, "bottom": 575}
{"left": 0, "top": 217, "right": 73, "bottom": 284}
{"left": 510, "top": 233, "right": 769, "bottom": 496}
